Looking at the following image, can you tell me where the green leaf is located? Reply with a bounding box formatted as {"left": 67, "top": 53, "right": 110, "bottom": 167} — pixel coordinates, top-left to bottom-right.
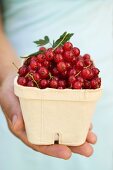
{"left": 52, "top": 32, "right": 67, "bottom": 48}
{"left": 20, "top": 32, "right": 74, "bottom": 59}
{"left": 20, "top": 50, "right": 44, "bottom": 58}
{"left": 45, "top": 36, "right": 49, "bottom": 43}
{"left": 62, "top": 33, "right": 74, "bottom": 44}
{"left": 34, "top": 36, "right": 50, "bottom": 46}
{"left": 52, "top": 32, "right": 74, "bottom": 49}
{"left": 52, "top": 40, "right": 55, "bottom": 47}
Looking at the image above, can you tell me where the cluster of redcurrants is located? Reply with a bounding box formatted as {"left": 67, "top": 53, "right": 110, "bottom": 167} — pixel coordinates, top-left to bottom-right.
{"left": 17, "top": 42, "right": 101, "bottom": 89}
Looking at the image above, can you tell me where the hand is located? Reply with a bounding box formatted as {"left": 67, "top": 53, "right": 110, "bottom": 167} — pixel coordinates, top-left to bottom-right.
{"left": 0, "top": 73, "right": 97, "bottom": 160}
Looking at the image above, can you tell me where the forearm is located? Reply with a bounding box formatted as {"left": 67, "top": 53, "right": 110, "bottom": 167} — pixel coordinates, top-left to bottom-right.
{"left": 0, "top": 31, "right": 20, "bottom": 86}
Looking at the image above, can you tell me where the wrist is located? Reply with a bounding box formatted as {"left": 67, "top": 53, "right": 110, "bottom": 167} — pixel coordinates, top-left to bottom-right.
{"left": 0, "top": 70, "right": 17, "bottom": 88}
{"left": 0, "top": 58, "right": 20, "bottom": 87}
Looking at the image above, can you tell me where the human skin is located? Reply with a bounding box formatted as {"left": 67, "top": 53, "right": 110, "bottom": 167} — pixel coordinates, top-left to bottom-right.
{"left": 0, "top": 14, "right": 97, "bottom": 159}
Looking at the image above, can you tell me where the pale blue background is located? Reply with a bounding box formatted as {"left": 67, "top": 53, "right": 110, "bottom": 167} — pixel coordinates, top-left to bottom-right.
{"left": 0, "top": 0, "right": 113, "bottom": 170}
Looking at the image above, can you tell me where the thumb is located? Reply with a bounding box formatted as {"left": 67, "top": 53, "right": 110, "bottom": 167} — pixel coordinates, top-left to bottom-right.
{"left": 0, "top": 84, "right": 25, "bottom": 133}
{"left": 1, "top": 98, "right": 25, "bottom": 139}
{"left": 6, "top": 108, "right": 24, "bottom": 133}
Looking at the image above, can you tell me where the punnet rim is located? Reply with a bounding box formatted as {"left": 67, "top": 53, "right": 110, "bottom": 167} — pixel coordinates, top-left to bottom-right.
{"left": 14, "top": 76, "right": 102, "bottom": 101}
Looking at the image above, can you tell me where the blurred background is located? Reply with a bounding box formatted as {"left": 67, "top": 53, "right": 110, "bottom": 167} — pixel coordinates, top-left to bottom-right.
{"left": 0, "top": 0, "right": 113, "bottom": 170}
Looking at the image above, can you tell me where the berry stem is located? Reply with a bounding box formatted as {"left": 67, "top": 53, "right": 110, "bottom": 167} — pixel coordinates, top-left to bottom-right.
{"left": 75, "top": 71, "right": 81, "bottom": 77}
{"left": 49, "top": 72, "right": 54, "bottom": 80}
{"left": 25, "top": 72, "right": 30, "bottom": 78}
{"left": 26, "top": 73, "right": 39, "bottom": 88}
{"left": 75, "top": 64, "right": 92, "bottom": 77}
{"left": 84, "top": 64, "right": 92, "bottom": 69}
{"left": 12, "top": 62, "right": 19, "bottom": 70}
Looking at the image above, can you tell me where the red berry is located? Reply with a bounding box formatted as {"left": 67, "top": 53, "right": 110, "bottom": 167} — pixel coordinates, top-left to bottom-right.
{"left": 65, "top": 62, "right": 72, "bottom": 70}
{"left": 58, "top": 80, "right": 66, "bottom": 88}
{"left": 45, "top": 48, "right": 54, "bottom": 61}
{"left": 92, "top": 68, "right": 100, "bottom": 76}
{"left": 49, "top": 79, "right": 58, "bottom": 88}
{"left": 91, "top": 79, "right": 99, "bottom": 89}
{"left": 96, "top": 77, "right": 101, "bottom": 84}
{"left": 54, "top": 46, "right": 64, "bottom": 54}
{"left": 83, "top": 54, "right": 90, "bottom": 60}
{"left": 89, "top": 70, "right": 94, "bottom": 80}
{"left": 24, "top": 58, "right": 31, "bottom": 66}
{"left": 72, "top": 57, "right": 77, "bottom": 64}
{"left": 30, "top": 56, "right": 37, "bottom": 61}
{"left": 39, "top": 79, "right": 48, "bottom": 89}
{"left": 84, "top": 80, "right": 91, "bottom": 89}
{"left": 94, "top": 77, "right": 101, "bottom": 87}
{"left": 48, "top": 63, "right": 54, "bottom": 70}
{"left": 36, "top": 62, "right": 42, "bottom": 69}
{"left": 30, "top": 60, "right": 38, "bottom": 70}
{"left": 57, "top": 62, "right": 67, "bottom": 72}
{"left": 73, "top": 47, "right": 80, "bottom": 57}
{"left": 72, "top": 81, "right": 82, "bottom": 89}
{"left": 63, "top": 42, "right": 73, "bottom": 51}
{"left": 43, "top": 60, "right": 50, "bottom": 68}
{"left": 52, "top": 76, "right": 59, "bottom": 81}
{"left": 17, "top": 77, "right": 27, "bottom": 86}
{"left": 76, "top": 76, "right": 84, "bottom": 84}
{"left": 77, "top": 55, "right": 84, "bottom": 61}
{"left": 84, "top": 59, "right": 92, "bottom": 66}
{"left": 68, "top": 68, "right": 77, "bottom": 76}
{"left": 38, "top": 67, "right": 49, "bottom": 78}
{"left": 76, "top": 60, "right": 84, "bottom": 70}
{"left": 61, "top": 70, "right": 68, "bottom": 77}
{"left": 27, "top": 65, "right": 35, "bottom": 73}
{"left": 37, "top": 54, "right": 45, "bottom": 63}
{"left": 90, "top": 65, "right": 95, "bottom": 69}
{"left": 54, "top": 54, "right": 63, "bottom": 63}
{"left": 27, "top": 81, "right": 35, "bottom": 87}
{"left": 52, "top": 67, "right": 59, "bottom": 76}
{"left": 18, "top": 66, "right": 27, "bottom": 76}
{"left": 58, "top": 87, "right": 64, "bottom": 89}
{"left": 81, "top": 68, "right": 92, "bottom": 80}
{"left": 39, "top": 47, "right": 46, "bottom": 52}
{"left": 68, "top": 75, "right": 76, "bottom": 84}
{"left": 33, "top": 72, "right": 40, "bottom": 81}
{"left": 63, "top": 51, "right": 74, "bottom": 62}
{"left": 25, "top": 73, "right": 32, "bottom": 81}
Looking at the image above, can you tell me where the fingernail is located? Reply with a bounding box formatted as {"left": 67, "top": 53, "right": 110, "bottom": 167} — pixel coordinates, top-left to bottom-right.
{"left": 12, "top": 114, "right": 18, "bottom": 126}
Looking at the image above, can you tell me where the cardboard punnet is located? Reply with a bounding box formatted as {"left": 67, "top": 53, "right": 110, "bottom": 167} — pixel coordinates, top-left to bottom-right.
{"left": 14, "top": 76, "right": 102, "bottom": 146}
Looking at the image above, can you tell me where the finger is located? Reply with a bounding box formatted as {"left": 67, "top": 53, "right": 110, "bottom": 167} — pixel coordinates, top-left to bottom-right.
{"left": 89, "top": 123, "right": 93, "bottom": 131}
{"left": 35, "top": 144, "right": 72, "bottom": 160}
{"left": 86, "top": 131, "right": 97, "bottom": 144}
{"left": 0, "top": 81, "right": 25, "bottom": 132}
{"left": 69, "top": 142, "right": 94, "bottom": 157}
{"left": 0, "top": 74, "right": 21, "bottom": 120}
{"left": 6, "top": 113, "right": 72, "bottom": 160}
{"left": 5, "top": 111, "right": 25, "bottom": 136}
{"left": 14, "top": 129, "right": 72, "bottom": 160}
